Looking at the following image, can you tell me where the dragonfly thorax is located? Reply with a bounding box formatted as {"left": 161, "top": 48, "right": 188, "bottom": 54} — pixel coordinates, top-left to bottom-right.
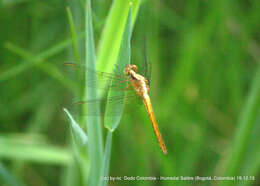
{"left": 124, "top": 64, "right": 150, "bottom": 98}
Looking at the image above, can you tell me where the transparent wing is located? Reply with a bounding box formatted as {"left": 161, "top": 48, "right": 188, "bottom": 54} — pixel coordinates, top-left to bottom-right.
{"left": 63, "top": 63, "right": 130, "bottom": 90}
{"left": 135, "top": 40, "right": 152, "bottom": 86}
{"left": 143, "top": 40, "right": 152, "bottom": 85}
{"left": 70, "top": 92, "right": 142, "bottom": 116}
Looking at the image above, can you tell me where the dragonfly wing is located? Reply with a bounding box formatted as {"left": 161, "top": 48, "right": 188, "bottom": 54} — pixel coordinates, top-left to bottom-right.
{"left": 143, "top": 40, "right": 152, "bottom": 85}
{"left": 70, "top": 91, "right": 139, "bottom": 116}
{"left": 64, "top": 63, "right": 129, "bottom": 90}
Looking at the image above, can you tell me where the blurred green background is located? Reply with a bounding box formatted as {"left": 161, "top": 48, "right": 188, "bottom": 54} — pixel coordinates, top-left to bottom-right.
{"left": 0, "top": 0, "right": 259, "bottom": 186}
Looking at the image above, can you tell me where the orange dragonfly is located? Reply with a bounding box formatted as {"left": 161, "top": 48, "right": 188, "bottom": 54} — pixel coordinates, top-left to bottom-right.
{"left": 65, "top": 62, "right": 167, "bottom": 154}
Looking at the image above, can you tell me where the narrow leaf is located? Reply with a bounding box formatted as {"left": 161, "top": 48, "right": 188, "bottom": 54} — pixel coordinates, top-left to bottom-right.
{"left": 85, "top": 0, "right": 103, "bottom": 185}
{"left": 66, "top": 7, "right": 80, "bottom": 66}
{"left": 97, "top": 0, "right": 140, "bottom": 74}
{"left": 220, "top": 66, "right": 260, "bottom": 186}
{"left": 0, "top": 32, "right": 85, "bottom": 83}
{"left": 0, "top": 163, "right": 26, "bottom": 186}
{"left": 66, "top": 7, "right": 84, "bottom": 97}
{"left": 99, "top": 131, "right": 113, "bottom": 186}
{"left": 0, "top": 137, "right": 72, "bottom": 165}
{"left": 4, "top": 42, "right": 75, "bottom": 92}
{"left": 63, "top": 108, "right": 88, "bottom": 147}
{"left": 104, "top": 6, "right": 132, "bottom": 131}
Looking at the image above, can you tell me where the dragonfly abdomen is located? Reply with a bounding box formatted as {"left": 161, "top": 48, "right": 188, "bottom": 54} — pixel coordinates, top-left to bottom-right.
{"left": 143, "top": 95, "right": 167, "bottom": 154}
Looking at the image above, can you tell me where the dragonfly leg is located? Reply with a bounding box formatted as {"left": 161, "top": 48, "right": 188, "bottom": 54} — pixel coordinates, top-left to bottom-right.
{"left": 117, "top": 79, "right": 129, "bottom": 83}
{"left": 113, "top": 83, "right": 133, "bottom": 91}
{"left": 125, "top": 83, "right": 132, "bottom": 90}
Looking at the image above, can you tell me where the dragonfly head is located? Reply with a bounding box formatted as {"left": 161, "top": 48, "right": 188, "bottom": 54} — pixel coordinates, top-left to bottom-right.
{"left": 124, "top": 64, "right": 138, "bottom": 75}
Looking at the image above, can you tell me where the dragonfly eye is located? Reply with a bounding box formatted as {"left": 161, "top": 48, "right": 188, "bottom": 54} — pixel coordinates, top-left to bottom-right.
{"left": 131, "top": 65, "right": 138, "bottom": 72}
{"left": 124, "top": 64, "right": 138, "bottom": 75}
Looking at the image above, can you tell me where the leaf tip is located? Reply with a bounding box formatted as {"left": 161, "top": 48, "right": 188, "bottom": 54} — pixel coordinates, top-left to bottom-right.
{"left": 63, "top": 108, "right": 68, "bottom": 114}
{"left": 105, "top": 126, "right": 115, "bottom": 132}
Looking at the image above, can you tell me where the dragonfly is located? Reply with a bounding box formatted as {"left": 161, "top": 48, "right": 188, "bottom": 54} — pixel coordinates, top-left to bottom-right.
{"left": 65, "top": 62, "right": 167, "bottom": 154}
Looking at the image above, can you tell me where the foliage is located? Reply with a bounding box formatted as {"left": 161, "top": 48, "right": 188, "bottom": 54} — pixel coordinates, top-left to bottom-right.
{"left": 0, "top": 0, "right": 259, "bottom": 186}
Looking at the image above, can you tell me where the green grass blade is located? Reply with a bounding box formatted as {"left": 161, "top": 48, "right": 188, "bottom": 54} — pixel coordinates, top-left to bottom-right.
{"left": 4, "top": 42, "right": 76, "bottom": 92}
{"left": 66, "top": 6, "right": 86, "bottom": 119}
{"left": 96, "top": 0, "right": 140, "bottom": 74}
{"left": 85, "top": 0, "right": 103, "bottom": 185}
{"left": 238, "top": 117, "right": 260, "bottom": 186}
{"left": 99, "top": 131, "right": 113, "bottom": 186}
{"left": 104, "top": 7, "right": 132, "bottom": 131}
{"left": 220, "top": 66, "right": 260, "bottom": 186}
{"left": 0, "top": 136, "right": 72, "bottom": 165}
{"left": 63, "top": 108, "right": 88, "bottom": 148}
{"left": 63, "top": 108, "right": 89, "bottom": 183}
{"left": 0, "top": 163, "right": 26, "bottom": 186}
{"left": 0, "top": 32, "right": 84, "bottom": 83}
{"left": 66, "top": 7, "right": 80, "bottom": 67}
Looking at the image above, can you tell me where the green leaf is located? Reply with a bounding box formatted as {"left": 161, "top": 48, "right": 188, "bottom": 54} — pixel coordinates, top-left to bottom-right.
{"left": 220, "top": 66, "right": 260, "bottom": 186}
{"left": 63, "top": 108, "right": 89, "bottom": 183}
{"left": 237, "top": 116, "right": 260, "bottom": 186}
{"left": 66, "top": 7, "right": 84, "bottom": 97}
{"left": 66, "top": 7, "right": 80, "bottom": 67}
{"left": 4, "top": 42, "right": 75, "bottom": 92}
{"left": 0, "top": 163, "right": 26, "bottom": 186}
{"left": 104, "top": 6, "right": 132, "bottom": 131}
{"left": 0, "top": 136, "right": 72, "bottom": 165}
{"left": 0, "top": 32, "right": 85, "bottom": 83}
{"left": 85, "top": 0, "right": 103, "bottom": 185}
{"left": 97, "top": 0, "right": 140, "bottom": 74}
{"left": 63, "top": 108, "right": 88, "bottom": 148}
{"left": 99, "top": 131, "right": 113, "bottom": 186}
